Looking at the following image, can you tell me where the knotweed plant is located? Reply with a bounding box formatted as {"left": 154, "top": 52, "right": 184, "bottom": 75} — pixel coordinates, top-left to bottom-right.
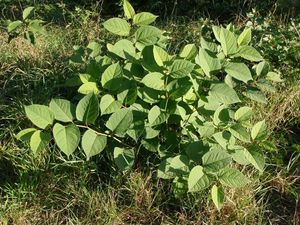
{"left": 15, "top": 0, "right": 282, "bottom": 210}
{"left": 6, "top": 7, "right": 46, "bottom": 44}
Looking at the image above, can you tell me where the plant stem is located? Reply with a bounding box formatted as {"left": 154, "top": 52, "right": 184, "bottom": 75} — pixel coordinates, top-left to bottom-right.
{"left": 75, "top": 124, "right": 134, "bottom": 148}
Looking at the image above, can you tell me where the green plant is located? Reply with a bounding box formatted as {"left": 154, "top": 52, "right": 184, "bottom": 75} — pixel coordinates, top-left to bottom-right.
{"left": 6, "top": 6, "right": 46, "bottom": 44}
{"left": 16, "top": 1, "right": 282, "bottom": 210}
{"left": 246, "top": 9, "right": 300, "bottom": 83}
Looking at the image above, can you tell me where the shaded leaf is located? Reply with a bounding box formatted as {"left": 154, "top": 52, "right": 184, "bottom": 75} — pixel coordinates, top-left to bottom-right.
{"left": 76, "top": 93, "right": 99, "bottom": 124}
{"left": 211, "top": 185, "right": 225, "bottom": 211}
{"left": 114, "top": 147, "right": 135, "bottom": 171}
{"left": 30, "top": 130, "right": 51, "bottom": 155}
{"left": 106, "top": 108, "right": 133, "bottom": 137}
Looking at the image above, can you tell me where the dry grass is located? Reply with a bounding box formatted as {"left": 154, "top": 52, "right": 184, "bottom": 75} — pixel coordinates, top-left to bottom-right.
{"left": 265, "top": 83, "right": 300, "bottom": 131}
{"left": 0, "top": 166, "right": 267, "bottom": 225}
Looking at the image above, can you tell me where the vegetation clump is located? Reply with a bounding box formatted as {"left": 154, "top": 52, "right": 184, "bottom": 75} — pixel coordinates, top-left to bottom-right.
{"left": 14, "top": 1, "right": 283, "bottom": 211}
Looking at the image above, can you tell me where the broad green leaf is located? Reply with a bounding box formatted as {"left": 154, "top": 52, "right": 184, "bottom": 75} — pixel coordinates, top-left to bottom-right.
{"left": 24, "top": 104, "right": 54, "bottom": 129}
{"left": 185, "top": 141, "right": 209, "bottom": 163}
{"left": 106, "top": 108, "right": 133, "bottom": 137}
{"left": 114, "top": 147, "right": 135, "bottom": 171}
{"left": 76, "top": 93, "right": 99, "bottom": 124}
{"left": 256, "top": 61, "right": 270, "bottom": 76}
{"left": 198, "top": 122, "right": 215, "bottom": 138}
{"left": 229, "top": 124, "right": 251, "bottom": 143}
{"left": 243, "top": 148, "right": 265, "bottom": 172}
{"left": 213, "top": 105, "right": 230, "bottom": 126}
{"left": 103, "top": 18, "right": 130, "bottom": 36}
{"left": 266, "top": 72, "right": 283, "bottom": 82}
{"left": 78, "top": 82, "right": 100, "bottom": 95}
{"left": 243, "top": 88, "right": 267, "bottom": 104}
{"left": 7, "top": 20, "right": 22, "bottom": 33}
{"left": 101, "top": 63, "right": 123, "bottom": 91}
{"left": 202, "top": 148, "right": 231, "bottom": 171}
{"left": 197, "top": 48, "right": 221, "bottom": 77}
{"left": 188, "top": 166, "right": 211, "bottom": 192}
{"left": 224, "top": 62, "right": 252, "bottom": 83}
{"left": 141, "top": 45, "right": 163, "bottom": 72}
{"left": 183, "top": 88, "right": 197, "bottom": 104}
{"left": 53, "top": 123, "right": 80, "bottom": 157}
{"left": 143, "top": 126, "right": 160, "bottom": 139}
{"left": 100, "top": 94, "right": 122, "bottom": 115}
{"left": 231, "top": 147, "right": 250, "bottom": 165}
{"left": 137, "top": 87, "right": 161, "bottom": 104}
{"left": 141, "top": 72, "right": 165, "bottom": 90}
{"left": 234, "top": 106, "right": 252, "bottom": 121}
{"left": 148, "top": 105, "right": 167, "bottom": 126}
{"left": 201, "top": 37, "right": 218, "bottom": 52}
{"left": 82, "top": 129, "right": 107, "bottom": 160}
{"left": 110, "top": 39, "right": 136, "bottom": 59}
{"left": 237, "top": 27, "right": 251, "bottom": 46}
{"left": 117, "top": 83, "right": 137, "bottom": 105}
{"left": 224, "top": 74, "right": 236, "bottom": 88}
{"left": 219, "top": 28, "right": 238, "bottom": 56}
{"left": 219, "top": 168, "right": 250, "bottom": 188}
{"left": 135, "top": 25, "right": 162, "bottom": 46}
{"left": 123, "top": 63, "right": 144, "bottom": 78}
{"left": 141, "top": 138, "right": 159, "bottom": 152}
{"left": 79, "top": 74, "right": 91, "bottom": 84}
{"left": 169, "top": 59, "right": 195, "bottom": 78}
{"left": 180, "top": 44, "right": 198, "bottom": 60}
{"left": 211, "top": 185, "right": 225, "bottom": 211}
{"left": 16, "top": 128, "right": 37, "bottom": 142}
{"left": 127, "top": 125, "right": 144, "bottom": 142}
{"left": 169, "top": 155, "right": 189, "bottom": 175}
{"left": 87, "top": 41, "right": 101, "bottom": 58}
{"left": 153, "top": 45, "right": 169, "bottom": 66}
{"left": 168, "top": 78, "right": 192, "bottom": 100}
{"left": 49, "top": 99, "right": 75, "bottom": 122}
{"left": 123, "top": 0, "right": 135, "bottom": 19}
{"left": 209, "top": 83, "right": 241, "bottom": 105}
{"left": 23, "top": 7, "right": 34, "bottom": 20}
{"left": 212, "top": 26, "right": 221, "bottom": 42}
{"left": 79, "top": 73, "right": 92, "bottom": 83}
{"left": 133, "top": 12, "right": 158, "bottom": 26}
{"left": 213, "top": 131, "right": 234, "bottom": 149}
{"left": 251, "top": 120, "right": 268, "bottom": 140}
{"left": 30, "top": 130, "right": 51, "bottom": 155}
{"left": 238, "top": 46, "right": 263, "bottom": 62}
{"left": 198, "top": 95, "right": 221, "bottom": 112}
{"left": 27, "top": 20, "right": 46, "bottom": 36}
{"left": 157, "top": 158, "right": 175, "bottom": 179}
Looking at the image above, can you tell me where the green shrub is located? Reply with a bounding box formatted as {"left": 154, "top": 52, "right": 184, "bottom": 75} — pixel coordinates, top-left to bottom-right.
{"left": 15, "top": 1, "right": 282, "bottom": 210}
{"left": 6, "top": 7, "right": 46, "bottom": 44}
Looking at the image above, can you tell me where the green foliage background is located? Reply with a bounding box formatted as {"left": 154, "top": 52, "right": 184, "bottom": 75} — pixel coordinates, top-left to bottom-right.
{"left": 1, "top": 0, "right": 300, "bottom": 21}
